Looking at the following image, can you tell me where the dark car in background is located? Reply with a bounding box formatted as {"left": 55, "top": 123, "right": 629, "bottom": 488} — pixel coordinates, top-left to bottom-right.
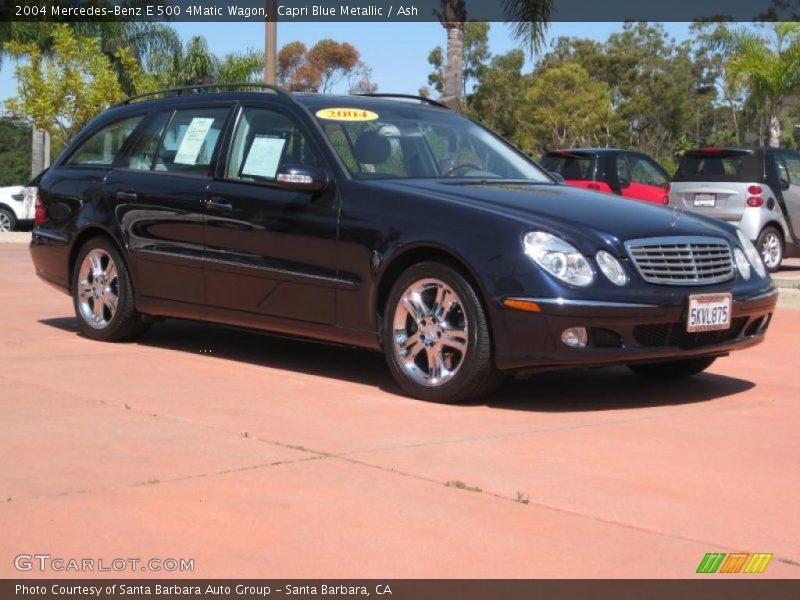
{"left": 29, "top": 85, "right": 777, "bottom": 403}
{"left": 669, "top": 147, "right": 800, "bottom": 271}
{"left": 541, "top": 148, "right": 671, "bottom": 205}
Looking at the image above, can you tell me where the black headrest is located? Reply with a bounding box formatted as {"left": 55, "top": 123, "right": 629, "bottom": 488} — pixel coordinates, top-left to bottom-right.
{"left": 561, "top": 161, "right": 583, "bottom": 179}
{"left": 700, "top": 159, "right": 725, "bottom": 175}
{"left": 354, "top": 131, "right": 391, "bottom": 165}
{"left": 249, "top": 113, "right": 289, "bottom": 137}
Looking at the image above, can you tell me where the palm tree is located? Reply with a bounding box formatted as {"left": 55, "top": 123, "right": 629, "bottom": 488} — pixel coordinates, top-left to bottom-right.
{"left": 716, "top": 22, "right": 800, "bottom": 147}
{"left": 436, "top": 0, "right": 553, "bottom": 104}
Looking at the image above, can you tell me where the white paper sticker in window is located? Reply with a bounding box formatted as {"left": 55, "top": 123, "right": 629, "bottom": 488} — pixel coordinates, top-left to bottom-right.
{"left": 241, "top": 136, "right": 286, "bottom": 178}
{"left": 174, "top": 117, "right": 215, "bottom": 165}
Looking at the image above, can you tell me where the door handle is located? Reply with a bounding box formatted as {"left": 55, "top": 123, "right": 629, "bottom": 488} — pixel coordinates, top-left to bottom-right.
{"left": 116, "top": 190, "right": 137, "bottom": 201}
{"left": 206, "top": 198, "right": 233, "bottom": 213}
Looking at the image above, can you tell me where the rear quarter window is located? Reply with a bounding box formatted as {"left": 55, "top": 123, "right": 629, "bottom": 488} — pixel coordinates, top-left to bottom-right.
{"left": 67, "top": 116, "right": 144, "bottom": 167}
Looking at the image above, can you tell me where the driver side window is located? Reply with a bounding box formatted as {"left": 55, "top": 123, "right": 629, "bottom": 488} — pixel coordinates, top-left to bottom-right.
{"left": 226, "top": 107, "right": 320, "bottom": 183}
{"left": 779, "top": 151, "right": 800, "bottom": 185}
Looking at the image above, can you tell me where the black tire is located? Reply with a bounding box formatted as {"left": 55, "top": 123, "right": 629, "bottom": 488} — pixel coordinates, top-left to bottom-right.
{"left": 0, "top": 207, "right": 17, "bottom": 232}
{"left": 756, "top": 226, "right": 783, "bottom": 272}
{"left": 382, "top": 261, "right": 504, "bottom": 403}
{"left": 71, "top": 237, "right": 150, "bottom": 342}
{"left": 628, "top": 356, "right": 716, "bottom": 379}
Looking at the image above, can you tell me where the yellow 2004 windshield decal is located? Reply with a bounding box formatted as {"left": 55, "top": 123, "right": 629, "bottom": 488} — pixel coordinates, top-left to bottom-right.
{"left": 316, "top": 108, "right": 379, "bottom": 121}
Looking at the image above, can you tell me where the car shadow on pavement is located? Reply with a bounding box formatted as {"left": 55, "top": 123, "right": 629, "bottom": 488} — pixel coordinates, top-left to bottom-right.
{"left": 39, "top": 316, "right": 755, "bottom": 412}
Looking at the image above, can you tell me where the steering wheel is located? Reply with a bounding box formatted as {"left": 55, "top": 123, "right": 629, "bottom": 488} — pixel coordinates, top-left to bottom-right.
{"left": 441, "top": 162, "right": 484, "bottom": 177}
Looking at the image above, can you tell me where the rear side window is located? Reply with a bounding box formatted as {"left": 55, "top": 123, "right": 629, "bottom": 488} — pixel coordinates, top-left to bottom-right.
{"left": 541, "top": 153, "right": 595, "bottom": 180}
{"left": 675, "top": 151, "right": 761, "bottom": 182}
{"left": 153, "top": 108, "right": 229, "bottom": 176}
{"left": 627, "top": 155, "right": 669, "bottom": 186}
{"left": 68, "top": 116, "right": 144, "bottom": 166}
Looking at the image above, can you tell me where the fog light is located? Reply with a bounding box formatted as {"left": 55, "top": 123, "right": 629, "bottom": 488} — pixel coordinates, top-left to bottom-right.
{"left": 561, "top": 327, "right": 588, "bottom": 348}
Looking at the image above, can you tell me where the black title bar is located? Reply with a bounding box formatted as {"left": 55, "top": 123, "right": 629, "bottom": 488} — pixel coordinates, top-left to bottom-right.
{"left": 2, "top": 0, "right": 800, "bottom": 22}
{"left": 5, "top": 580, "right": 800, "bottom": 600}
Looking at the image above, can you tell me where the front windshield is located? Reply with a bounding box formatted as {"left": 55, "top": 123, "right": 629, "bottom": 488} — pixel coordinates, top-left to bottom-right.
{"left": 313, "top": 103, "right": 550, "bottom": 181}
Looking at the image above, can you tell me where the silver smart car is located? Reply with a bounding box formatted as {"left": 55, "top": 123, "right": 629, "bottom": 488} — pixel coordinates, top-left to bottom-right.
{"left": 669, "top": 147, "right": 800, "bottom": 271}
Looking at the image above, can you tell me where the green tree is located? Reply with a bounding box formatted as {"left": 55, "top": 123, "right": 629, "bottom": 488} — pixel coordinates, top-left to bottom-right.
{"left": 466, "top": 50, "right": 526, "bottom": 140}
{"left": 143, "top": 35, "right": 263, "bottom": 89}
{"left": 536, "top": 24, "right": 718, "bottom": 162}
{"left": 0, "top": 20, "right": 180, "bottom": 174}
{"left": 0, "top": 117, "right": 30, "bottom": 185}
{"left": 4, "top": 25, "right": 129, "bottom": 147}
{"left": 517, "top": 62, "right": 616, "bottom": 154}
{"left": 713, "top": 22, "right": 800, "bottom": 147}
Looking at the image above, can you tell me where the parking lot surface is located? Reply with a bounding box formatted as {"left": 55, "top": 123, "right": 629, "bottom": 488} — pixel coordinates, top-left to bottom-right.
{"left": 1, "top": 242, "right": 798, "bottom": 578}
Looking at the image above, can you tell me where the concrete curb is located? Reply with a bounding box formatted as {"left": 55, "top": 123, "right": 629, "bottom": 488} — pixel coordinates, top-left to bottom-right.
{"left": 0, "top": 232, "right": 32, "bottom": 244}
{"left": 774, "top": 278, "right": 800, "bottom": 290}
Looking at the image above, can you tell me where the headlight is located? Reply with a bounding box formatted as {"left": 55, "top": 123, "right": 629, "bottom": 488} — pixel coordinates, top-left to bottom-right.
{"left": 733, "top": 247, "right": 751, "bottom": 280}
{"left": 523, "top": 231, "right": 594, "bottom": 287}
{"left": 736, "top": 229, "right": 767, "bottom": 278}
{"left": 596, "top": 250, "right": 628, "bottom": 286}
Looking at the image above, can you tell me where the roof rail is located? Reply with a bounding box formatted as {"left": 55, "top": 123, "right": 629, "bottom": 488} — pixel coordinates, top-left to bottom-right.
{"left": 354, "top": 93, "right": 451, "bottom": 110}
{"left": 120, "top": 82, "right": 291, "bottom": 105}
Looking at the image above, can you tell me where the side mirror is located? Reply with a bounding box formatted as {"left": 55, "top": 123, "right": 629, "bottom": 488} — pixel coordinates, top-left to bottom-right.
{"left": 275, "top": 165, "right": 329, "bottom": 192}
{"left": 549, "top": 171, "right": 565, "bottom": 184}
{"left": 780, "top": 178, "right": 790, "bottom": 191}
{"left": 619, "top": 178, "right": 631, "bottom": 189}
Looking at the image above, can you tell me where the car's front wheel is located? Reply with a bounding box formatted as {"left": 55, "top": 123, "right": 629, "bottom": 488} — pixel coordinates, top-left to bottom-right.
{"left": 0, "top": 208, "right": 17, "bottom": 232}
{"left": 382, "top": 262, "right": 503, "bottom": 403}
{"left": 757, "top": 226, "right": 783, "bottom": 272}
{"left": 71, "top": 237, "right": 150, "bottom": 342}
{"left": 628, "top": 356, "right": 716, "bottom": 379}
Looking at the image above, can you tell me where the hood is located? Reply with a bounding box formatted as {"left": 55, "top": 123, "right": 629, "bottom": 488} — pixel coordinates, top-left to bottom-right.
{"left": 374, "top": 180, "right": 736, "bottom": 252}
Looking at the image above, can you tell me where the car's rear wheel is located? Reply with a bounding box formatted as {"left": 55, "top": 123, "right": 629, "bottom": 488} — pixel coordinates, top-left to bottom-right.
{"left": 628, "top": 356, "right": 716, "bottom": 379}
{"left": 757, "top": 226, "right": 783, "bottom": 272}
{"left": 382, "top": 262, "right": 503, "bottom": 403}
{"left": 71, "top": 237, "right": 150, "bottom": 342}
{"left": 0, "top": 208, "right": 16, "bottom": 232}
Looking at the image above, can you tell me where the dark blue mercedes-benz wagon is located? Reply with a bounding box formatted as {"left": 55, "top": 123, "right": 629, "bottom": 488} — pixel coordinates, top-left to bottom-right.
{"left": 29, "top": 84, "right": 778, "bottom": 402}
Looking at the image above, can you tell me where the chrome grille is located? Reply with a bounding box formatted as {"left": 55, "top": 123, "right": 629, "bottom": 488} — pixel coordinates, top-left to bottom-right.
{"left": 625, "top": 236, "right": 734, "bottom": 285}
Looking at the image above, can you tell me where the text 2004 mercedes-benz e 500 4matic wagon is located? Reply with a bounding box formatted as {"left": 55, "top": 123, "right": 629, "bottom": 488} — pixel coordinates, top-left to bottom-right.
{"left": 29, "top": 85, "right": 778, "bottom": 403}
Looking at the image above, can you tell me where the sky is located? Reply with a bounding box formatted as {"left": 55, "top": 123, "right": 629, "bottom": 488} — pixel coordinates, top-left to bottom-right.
{"left": 0, "top": 22, "right": 695, "bottom": 103}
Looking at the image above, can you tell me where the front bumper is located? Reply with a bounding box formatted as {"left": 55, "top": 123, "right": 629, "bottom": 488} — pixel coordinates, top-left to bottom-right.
{"left": 493, "top": 285, "right": 778, "bottom": 371}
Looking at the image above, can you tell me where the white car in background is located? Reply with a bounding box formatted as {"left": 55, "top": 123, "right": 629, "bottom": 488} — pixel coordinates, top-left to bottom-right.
{"left": 0, "top": 185, "right": 30, "bottom": 232}
{"left": 0, "top": 171, "right": 43, "bottom": 232}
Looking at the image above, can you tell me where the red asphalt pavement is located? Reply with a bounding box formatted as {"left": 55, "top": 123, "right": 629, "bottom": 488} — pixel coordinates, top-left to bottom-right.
{"left": 0, "top": 243, "right": 798, "bottom": 578}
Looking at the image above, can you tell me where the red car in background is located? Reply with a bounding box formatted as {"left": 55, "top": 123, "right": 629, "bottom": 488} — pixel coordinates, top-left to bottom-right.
{"left": 541, "top": 148, "right": 671, "bottom": 205}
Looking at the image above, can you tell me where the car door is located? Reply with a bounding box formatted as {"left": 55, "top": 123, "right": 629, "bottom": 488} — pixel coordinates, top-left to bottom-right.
{"left": 616, "top": 153, "right": 670, "bottom": 204}
{"left": 203, "top": 103, "right": 340, "bottom": 325}
{"left": 777, "top": 150, "right": 800, "bottom": 239}
{"left": 106, "top": 103, "right": 233, "bottom": 306}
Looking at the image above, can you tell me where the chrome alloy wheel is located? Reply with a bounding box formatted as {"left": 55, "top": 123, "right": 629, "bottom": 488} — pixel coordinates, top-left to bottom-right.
{"left": 391, "top": 278, "right": 469, "bottom": 386}
{"left": 77, "top": 249, "right": 119, "bottom": 329}
{"left": 0, "top": 211, "right": 11, "bottom": 232}
{"left": 759, "top": 231, "right": 782, "bottom": 270}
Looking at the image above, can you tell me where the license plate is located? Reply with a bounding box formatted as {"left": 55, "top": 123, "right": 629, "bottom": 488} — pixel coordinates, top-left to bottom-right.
{"left": 694, "top": 193, "right": 716, "bottom": 207}
{"left": 687, "top": 293, "right": 732, "bottom": 332}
